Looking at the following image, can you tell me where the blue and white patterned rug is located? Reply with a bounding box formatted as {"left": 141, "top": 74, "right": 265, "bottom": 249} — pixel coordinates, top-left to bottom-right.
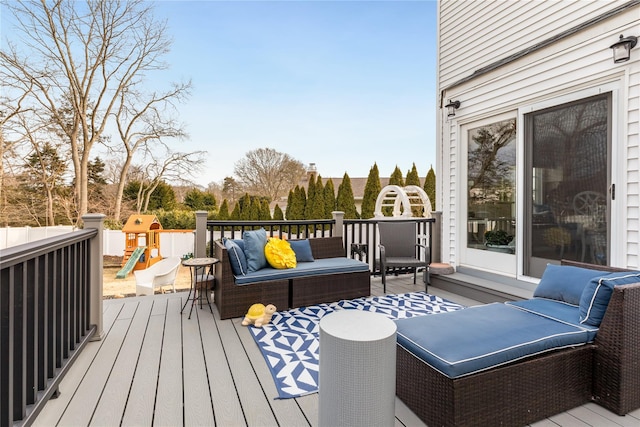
{"left": 248, "top": 292, "right": 465, "bottom": 399}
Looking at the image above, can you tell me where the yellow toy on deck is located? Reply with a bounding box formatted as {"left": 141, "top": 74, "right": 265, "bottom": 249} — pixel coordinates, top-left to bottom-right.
{"left": 241, "top": 303, "right": 277, "bottom": 327}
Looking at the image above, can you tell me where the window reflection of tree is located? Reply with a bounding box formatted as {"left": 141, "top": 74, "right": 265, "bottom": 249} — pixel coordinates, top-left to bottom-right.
{"left": 468, "top": 119, "right": 516, "bottom": 204}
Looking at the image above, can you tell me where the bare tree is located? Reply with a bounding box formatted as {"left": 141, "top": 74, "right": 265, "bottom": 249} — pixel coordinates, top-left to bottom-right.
{"left": 0, "top": 78, "right": 32, "bottom": 225}
{"left": 234, "top": 148, "right": 307, "bottom": 202}
{"left": 1, "top": 0, "right": 178, "bottom": 221}
{"left": 110, "top": 82, "right": 191, "bottom": 221}
{"left": 130, "top": 148, "right": 206, "bottom": 213}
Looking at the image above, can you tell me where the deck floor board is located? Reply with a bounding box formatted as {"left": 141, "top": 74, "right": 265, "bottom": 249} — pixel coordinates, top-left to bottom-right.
{"left": 34, "top": 275, "right": 638, "bottom": 427}
{"left": 154, "top": 296, "right": 185, "bottom": 426}
{"left": 121, "top": 299, "right": 165, "bottom": 427}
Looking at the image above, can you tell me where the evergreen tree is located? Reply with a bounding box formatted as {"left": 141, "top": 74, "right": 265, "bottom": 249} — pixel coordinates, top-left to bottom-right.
{"left": 406, "top": 163, "right": 421, "bottom": 186}
{"left": 218, "top": 199, "right": 230, "bottom": 220}
{"left": 389, "top": 166, "right": 405, "bottom": 187}
{"left": 230, "top": 202, "right": 240, "bottom": 220}
{"left": 406, "top": 163, "right": 423, "bottom": 217}
{"left": 305, "top": 174, "right": 317, "bottom": 219}
{"left": 361, "top": 163, "right": 381, "bottom": 219}
{"left": 249, "top": 198, "right": 261, "bottom": 220}
{"left": 183, "top": 189, "right": 217, "bottom": 211}
{"left": 238, "top": 193, "right": 252, "bottom": 218}
{"left": 336, "top": 173, "right": 359, "bottom": 219}
{"left": 285, "top": 189, "right": 294, "bottom": 220}
{"left": 273, "top": 204, "right": 284, "bottom": 220}
{"left": 323, "top": 179, "right": 336, "bottom": 217}
{"left": 295, "top": 186, "right": 307, "bottom": 219}
{"left": 424, "top": 166, "right": 436, "bottom": 211}
{"left": 310, "top": 175, "right": 326, "bottom": 219}
{"left": 260, "top": 199, "right": 271, "bottom": 220}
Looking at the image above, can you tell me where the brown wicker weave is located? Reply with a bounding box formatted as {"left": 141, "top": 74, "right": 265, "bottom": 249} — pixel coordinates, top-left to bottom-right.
{"left": 396, "top": 259, "right": 640, "bottom": 426}
{"left": 213, "top": 237, "right": 371, "bottom": 319}
{"left": 213, "top": 240, "right": 289, "bottom": 319}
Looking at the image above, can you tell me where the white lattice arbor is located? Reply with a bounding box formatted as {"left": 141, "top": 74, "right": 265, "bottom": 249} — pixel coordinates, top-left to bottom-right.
{"left": 373, "top": 185, "right": 432, "bottom": 219}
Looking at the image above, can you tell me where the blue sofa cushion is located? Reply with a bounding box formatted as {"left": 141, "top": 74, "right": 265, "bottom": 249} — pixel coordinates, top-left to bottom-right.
{"left": 506, "top": 298, "right": 598, "bottom": 341}
{"left": 289, "top": 239, "right": 315, "bottom": 262}
{"left": 579, "top": 271, "right": 640, "bottom": 326}
{"left": 234, "top": 257, "right": 369, "bottom": 285}
{"left": 243, "top": 228, "right": 268, "bottom": 273}
{"left": 395, "top": 303, "right": 591, "bottom": 379}
{"left": 533, "top": 264, "right": 607, "bottom": 305}
{"left": 223, "top": 238, "right": 248, "bottom": 276}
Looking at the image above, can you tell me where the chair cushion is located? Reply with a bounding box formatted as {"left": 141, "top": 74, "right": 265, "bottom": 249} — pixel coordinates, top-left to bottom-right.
{"left": 289, "top": 239, "right": 315, "bottom": 262}
{"left": 223, "top": 238, "right": 247, "bottom": 276}
{"left": 235, "top": 257, "right": 369, "bottom": 285}
{"left": 579, "top": 271, "right": 640, "bottom": 326}
{"left": 395, "top": 303, "right": 592, "bottom": 379}
{"left": 243, "top": 228, "right": 268, "bottom": 273}
{"left": 264, "top": 237, "right": 297, "bottom": 269}
{"left": 506, "top": 298, "right": 598, "bottom": 341}
{"left": 533, "top": 264, "right": 607, "bottom": 305}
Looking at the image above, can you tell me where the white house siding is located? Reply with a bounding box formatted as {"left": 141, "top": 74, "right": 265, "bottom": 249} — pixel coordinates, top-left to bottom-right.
{"left": 436, "top": 0, "right": 640, "bottom": 272}
{"left": 438, "top": 0, "right": 632, "bottom": 89}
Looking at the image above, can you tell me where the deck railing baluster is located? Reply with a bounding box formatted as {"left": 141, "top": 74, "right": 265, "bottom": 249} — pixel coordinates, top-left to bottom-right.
{"left": 203, "top": 214, "right": 435, "bottom": 274}
{"left": 0, "top": 214, "right": 103, "bottom": 426}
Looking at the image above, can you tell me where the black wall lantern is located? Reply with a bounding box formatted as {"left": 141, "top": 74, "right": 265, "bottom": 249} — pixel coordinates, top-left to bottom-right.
{"left": 445, "top": 100, "right": 461, "bottom": 118}
{"left": 610, "top": 34, "right": 637, "bottom": 63}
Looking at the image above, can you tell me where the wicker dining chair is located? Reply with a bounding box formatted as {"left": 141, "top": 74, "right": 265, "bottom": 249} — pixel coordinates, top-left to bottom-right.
{"left": 378, "top": 221, "right": 429, "bottom": 293}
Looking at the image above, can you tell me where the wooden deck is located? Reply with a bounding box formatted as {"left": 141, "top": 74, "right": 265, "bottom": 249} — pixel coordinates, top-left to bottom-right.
{"left": 33, "top": 275, "right": 640, "bottom": 427}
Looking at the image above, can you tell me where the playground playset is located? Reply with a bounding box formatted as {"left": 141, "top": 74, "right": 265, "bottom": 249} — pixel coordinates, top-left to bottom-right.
{"left": 116, "top": 215, "right": 163, "bottom": 279}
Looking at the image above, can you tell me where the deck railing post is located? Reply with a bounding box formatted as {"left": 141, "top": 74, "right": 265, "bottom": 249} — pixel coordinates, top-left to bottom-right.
{"left": 332, "top": 211, "right": 344, "bottom": 237}
{"left": 431, "top": 211, "right": 442, "bottom": 264}
{"left": 195, "top": 211, "right": 208, "bottom": 258}
{"left": 83, "top": 213, "right": 105, "bottom": 341}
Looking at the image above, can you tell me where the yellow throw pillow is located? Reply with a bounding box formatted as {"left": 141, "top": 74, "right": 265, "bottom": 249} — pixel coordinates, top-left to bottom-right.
{"left": 264, "top": 237, "right": 297, "bottom": 269}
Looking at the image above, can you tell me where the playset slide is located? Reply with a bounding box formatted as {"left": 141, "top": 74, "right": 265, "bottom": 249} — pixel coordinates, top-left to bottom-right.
{"left": 116, "top": 246, "right": 146, "bottom": 279}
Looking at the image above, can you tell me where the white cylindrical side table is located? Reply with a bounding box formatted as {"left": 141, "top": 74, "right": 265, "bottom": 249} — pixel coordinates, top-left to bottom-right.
{"left": 318, "top": 310, "right": 397, "bottom": 427}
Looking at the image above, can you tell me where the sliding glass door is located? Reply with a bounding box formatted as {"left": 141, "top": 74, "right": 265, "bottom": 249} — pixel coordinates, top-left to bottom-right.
{"left": 523, "top": 94, "right": 611, "bottom": 277}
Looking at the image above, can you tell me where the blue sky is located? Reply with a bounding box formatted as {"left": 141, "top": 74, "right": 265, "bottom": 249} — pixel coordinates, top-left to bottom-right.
{"left": 2, "top": 0, "right": 438, "bottom": 186}
{"left": 152, "top": 0, "right": 438, "bottom": 186}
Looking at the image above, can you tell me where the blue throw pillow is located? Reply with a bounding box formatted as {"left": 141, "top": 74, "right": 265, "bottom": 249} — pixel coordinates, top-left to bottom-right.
{"left": 243, "top": 228, "right": 268, "bottom": 272}
{"left": 289, "top": 239, "right": 314, "bottom": 262}
{"left": 232, "top": 238, "right": 245, "bottom": 252}
{"left": 533, "top": 264, "right": 607, "bottom": 305}
{"left": 579, "top": 271, "right": 640, "bottom": 326}
{"left": 223, "top": 238, "right": 247, "bottom": 276}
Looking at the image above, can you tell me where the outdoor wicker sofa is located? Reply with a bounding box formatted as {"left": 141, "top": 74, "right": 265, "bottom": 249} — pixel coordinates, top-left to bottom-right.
{"left": 395, "top": 260, "right": 640, "bottom": 427}
{"left": 213, "top": 236, "right": 370, "bottom": 319}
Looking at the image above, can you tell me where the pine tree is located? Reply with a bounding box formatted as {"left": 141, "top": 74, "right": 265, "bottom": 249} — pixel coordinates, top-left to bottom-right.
{"left": 273, "top": 204, "right": 284, "bottom": 220}
{"left": 406, "top": 163, "right": 423, "bottom": 217}
{"left": 389, "top": 166, "right": 405, "bottom": 187}
{"left": 230, "top": 202, "right": 240, "bottom": 220}
{"left": 218, "top": 199, "right": 230, "bottom": 220}
{"left": 296, "top": 186, "right": 307, "bottom": 219}
{"left": 336, "top": 173, "right": 359, "bottom": 219}
{"left": 249, "top": 198, "right": 261, "bottom": 220}
{"left": 311, "top": 175, "right": 326, "bottom": 219}
{"left": 424, "top": 165, "right": 436, "bottom": 211}
{"left": 361, "top": 163, "right": 381, "bottom": 219}
{"left": 323, "top": 179, "right": 336, "bottom": 217}
{"left": 238, "top": 193, "right": 251, "bottom": 219}
{"left": 260, "top": 199, "right": 271, "bottom": 220}
{"left": 285, "top": 189, "right": 294, "bottom": 220}
{"left": 406, "top": 163, "right": 421, "bottom": 186}
{"left": 305, "top": 174, "right": 317, "bottom": 219}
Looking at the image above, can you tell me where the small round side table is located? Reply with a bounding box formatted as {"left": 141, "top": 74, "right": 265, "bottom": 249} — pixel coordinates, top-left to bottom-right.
{"left": 181, "top": 257, "right": 219, "bottom": 319}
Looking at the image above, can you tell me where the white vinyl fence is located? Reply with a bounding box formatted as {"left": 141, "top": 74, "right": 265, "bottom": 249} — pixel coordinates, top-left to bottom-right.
{"left": 1, "top": 226, "right": 195, "bottom": 259}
